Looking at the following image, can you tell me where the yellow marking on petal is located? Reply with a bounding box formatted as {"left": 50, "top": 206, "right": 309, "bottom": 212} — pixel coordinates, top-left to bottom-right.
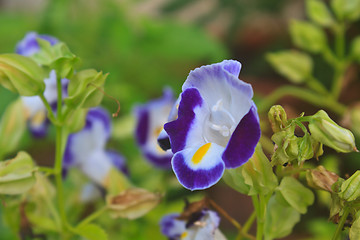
{"left": 156, "top": 144, "right": 166, "bottom": 154}
{"left": 154, "top": 126, "right": 163, "bottom": 137}
{"left": 191, "top": 143, "right": 211, "bottom": 165}
{"left": 31, "top": 111, "right": 46, "bottom": 127}
{"left": 181, "top": 232, "right": 188, "bottom": 239}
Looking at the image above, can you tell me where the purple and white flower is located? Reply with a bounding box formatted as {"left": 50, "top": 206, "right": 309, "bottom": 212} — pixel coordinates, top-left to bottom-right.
{"left": 16, "top": 32, "right": 69, "bottom": 137}
{"left": 160, "top": 210, "right": 226, "bottom": 240}
{"left": 63, "top": 107, "right": 128, "bottom": 186}
{"left": 134, "top": 88, "right": 175, "bottom": 168}
{"left": 164, "top": 60, "right": 261, "bottom": 190}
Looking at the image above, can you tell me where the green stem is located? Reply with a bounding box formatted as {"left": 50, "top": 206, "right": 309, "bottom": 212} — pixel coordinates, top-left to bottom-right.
{"left": 38, "top": 166, "right": 56, "bottom": 176}
{"left": 257, "top": 86, "right": 346, "bottom": 115}
{"left": 331, "top": 24, "right": 346, "bottom": 100}
{"left": 55, "top": 126, "right": 67, "bottom": 231}
{"left": 77, "top": 207, "right": 108, "bottom": 228}
{"left": 332, "top": 207, "right": 350, "bottom": 240}
{"left": 242, "top": 211, "right": 257, "bottom": 235}
{"left": 39, "top": 94, "right": 58, "bottom": 125}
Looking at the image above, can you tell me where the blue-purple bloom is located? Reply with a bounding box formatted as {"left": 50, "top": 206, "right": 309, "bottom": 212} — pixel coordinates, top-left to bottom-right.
{"left": 16, "top": 32, "right": 69, "bottom": 137}
{"left": 134, "top": 88, "right": 175, "bottom": 168}
{"left": 164, "top": 60, "right": 261, "bottom": 190}
{"left": 63, "top": 108, "right": 128, "bottom": 186}
{"left": 160, "top": 210, "right": 226, "bottom": 240}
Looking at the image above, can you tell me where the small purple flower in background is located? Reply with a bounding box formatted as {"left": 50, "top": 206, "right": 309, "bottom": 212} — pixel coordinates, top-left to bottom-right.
{"left": 134, "top": 88, "right": 175, "bottom": 168}
{"left": 164, "top": 60, "right": 261, "bottom": 190}
{"left": 160, "top": 210, "right": 226, "bottom": 240}
{"left": 16, "top": 32, "right": 58, "bottom": 56}
{"left": 63, "top": 107, "right": 128, "bottom": 186}
{"left": 16, "top": 32, "right": 69, "bottom": 137}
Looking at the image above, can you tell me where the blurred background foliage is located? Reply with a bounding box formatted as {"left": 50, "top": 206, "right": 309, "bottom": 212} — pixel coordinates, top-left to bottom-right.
{"left": 0, "top": 0, "right": 360, "bottom": 239}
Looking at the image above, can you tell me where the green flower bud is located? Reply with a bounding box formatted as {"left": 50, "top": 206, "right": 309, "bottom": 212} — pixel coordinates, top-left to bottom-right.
{"left": 0, "top": 151, "right": 37, "bottom": 195}
{"left": 0, "top": 54, "right": 46, "bottom": 96}
{"left": 271, "top": 124, "right": 299, "bottom": 166}
{"left": 268, "top": 105, "right": 288, "bottom": 133}
{"left": 339, "top": 170, "right": 360, "bottom": 201}
{"left": 306, "top": 166, "right": 339, "bottom": 192}
{"left": 64, "top": 69, "right": 108, "bottom": 109}
{"left": 309, "top": 110, "right": 357, "bottom": 153}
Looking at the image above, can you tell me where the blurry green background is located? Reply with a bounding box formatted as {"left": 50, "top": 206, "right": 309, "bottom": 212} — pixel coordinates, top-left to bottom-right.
{"left": 1, "top": 0, "right": 360, "bottom": 239}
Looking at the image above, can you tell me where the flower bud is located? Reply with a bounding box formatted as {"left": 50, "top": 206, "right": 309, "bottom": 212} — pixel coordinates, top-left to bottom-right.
{"left": 339, "top": 170, "right": 360, "bottom": 201}
{"left": 268, "top": 105, "right": 288, "bottom": 133}
{"left": 271, "top": 125, "right": 299, "bottom": 166}
{"left": 0, "top": 151, "right": 37, "bottom": 195}
{"left": 0, "top": 54, "right": 46, "bottom": 96}
{"left": 309, "top": 110, "right": 357, "bottom": 153}
{"left": 306, "top": 166, "right": 339, "bottom": 192}
{"left": 106, "top": 188, "right": 161, "bottom": 220}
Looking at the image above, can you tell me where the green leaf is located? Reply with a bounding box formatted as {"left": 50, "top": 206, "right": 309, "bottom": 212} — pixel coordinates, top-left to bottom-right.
{"left": 277, "top": 176, "right": 315, "bottom": 214}
{"left": 0, "top": 99, "right": 26, "bottom": 158}
{"left": 64, "top": 69, "right": 108, "bottom": 109}
{"left": 290, "top": 20, "right": 327, "bottom": 53}
{"left": 264, "top": 194, "right": 301, "bottom": 240}
{"left": 350, "top": 212, "right": 360, "bottom": 239}
{"left": 266, "top": 50, "right": 313, "bottom": 83}
{"left": 350, "top": 36, "right": 360, "bottom": 63}
{"left": 241, "top": 144, "right": 278, "bottom": 195}
{"left": 306, "top": 0, "right": 334, "bottom": 27}
{"left": 331, "top": 0, "right": 360, "bottom": 21}
{"left": 0, "top": 54, "right": 46, "bottom": 96}
{"left": 75, "top": 223, "right": 108, "bottom": 240}
{"left": 0, "top": 151, "right": 37, "bottom": 195}
{"left": 223, "top": 168, "right": 251, "bottom": 195}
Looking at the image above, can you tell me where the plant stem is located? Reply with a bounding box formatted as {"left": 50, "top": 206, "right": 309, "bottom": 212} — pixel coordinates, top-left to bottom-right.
{"left": 257, "top": 86, "right": 346, "bottom": 115}
{"left": 55, "top": 126, "right": 67, "bottom": 231}
{"left": 39, "top": 94, "right": 58, "bottom": 125}
{"left": 332, "top": 207, "right": 350, "bottom": 240}
{"left": 242, "top": 211, "right": 256, "bottom": 235}
{"left": 331, "top": 23, "right": 346, "bottom": 100}
{"left": 77, "top": 206, "right": 108, "bottom": 228}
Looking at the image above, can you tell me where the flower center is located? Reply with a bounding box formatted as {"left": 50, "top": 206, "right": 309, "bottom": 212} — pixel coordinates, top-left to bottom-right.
{"left": 204, "top": 99, "right": 237, "bottom": 146}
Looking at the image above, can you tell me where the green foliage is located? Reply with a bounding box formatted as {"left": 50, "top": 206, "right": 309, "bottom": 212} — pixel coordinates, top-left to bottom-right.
{"left": 290, "top": 20, "right": 327, "bottom": 54}
{"left": 350, "top": 212, "right": 360, "bottom": 240}
{"left": 224, "top": 144, "right": 278, "bottom": 196}
{"left": 32, "top": 39, "right": 79, "bottom": 79}
{"left": 268, "top": 105, "right": 288, "bottom": 133}
{"left": 0, "top": 99, "right": 26, "bottom": 158}
{"left": 0, "top": 152, "right": 37, "bottom": 195}
{"left": 264, "top": 194, "right": 301, "bottom": 240}
{"left": 271, "top": 124, "right": 299, "bottom": 165}
{"left": 350, "top": 36, "right": 360, "bottom": 63}
{"left": 0, "top": 54, "right": 46, "bottom": 96}
{"left": 339, "top": 171, "right": 360, "bottom": 201}
{"left": 277, "top": 176, "right": 315, "bottom": 214}
{"left": 306, "top": 0, "right": 335, "bottom": 27}
{"left": 266, "top": 50, "right": 313, "bottom": 83}
{"left": 65, "top": 69, "right": 108, "bottom": 109}
{"left": 331, "top": 0, "right": 360, "bottom": 21}
{"left": 75, "top": 223, "right": 108, "bottom": 240}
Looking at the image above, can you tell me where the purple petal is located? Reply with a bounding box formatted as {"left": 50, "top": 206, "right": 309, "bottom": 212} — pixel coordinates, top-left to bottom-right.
{"left": 172, "top": 146, "right": 225, "bottom": 191}
{"left": 222, "top": 105, "right": 261, "bottom": 168}
{"left": 85, "top": 107, "right": 112, "bottom": 139}
{"left": 164, "top": 88, "right": 205, "bottom": 153}
{"left": 106, "top": 150, "right": 129, "bottom": 175}
{"left": 160, "top": 214, "right": 186, "bottom": 239}
{"left": 16, "top": 32, "right": 58, "bottom": 56}
{"left": 144, "top": 152, "right": 172, "bottom": 169}
{"left": 134, "top": 108, "right": 149, "bottom": 146}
